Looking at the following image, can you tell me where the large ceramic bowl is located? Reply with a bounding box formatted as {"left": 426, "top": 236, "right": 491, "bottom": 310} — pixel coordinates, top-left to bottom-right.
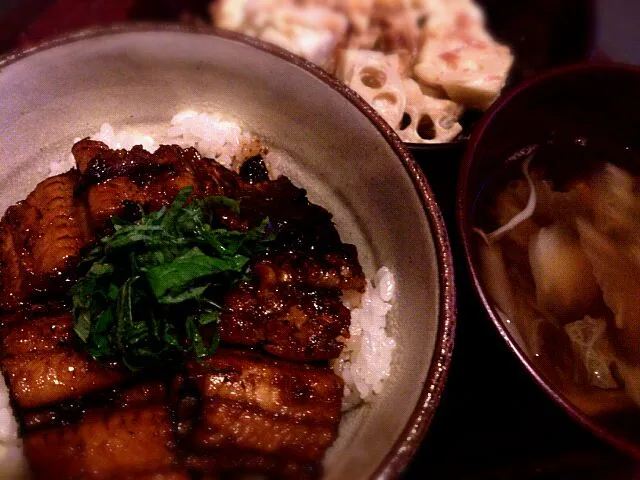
{"left": 458, "top": 63, "right": 640, "bottom": 457}
{"left": 0, "top": 24, "right": 455, "bottom": 478}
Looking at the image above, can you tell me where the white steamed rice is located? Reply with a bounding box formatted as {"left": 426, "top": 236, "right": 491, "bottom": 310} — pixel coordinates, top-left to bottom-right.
{"left": 332, "top": 266, "right": 396, "bottom": 410}
{"left": 6, "top": 111, "right": 396, "bottom": 475}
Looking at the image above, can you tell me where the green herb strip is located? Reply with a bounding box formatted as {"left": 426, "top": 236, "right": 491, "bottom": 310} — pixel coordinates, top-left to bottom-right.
{"left": 70, "top": 186, "right": 273, "bottom": 371}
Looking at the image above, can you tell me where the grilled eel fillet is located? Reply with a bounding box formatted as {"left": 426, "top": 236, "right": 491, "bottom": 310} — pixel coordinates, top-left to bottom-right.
{"left": 0, "top": 310, "right": 343, "bottom": 478}
{"left": 181, "top": 348, "right": 343, "bottom": 479}
{"left": 0, "top": 140, "right": 365, "bottom": 362}
{"left": 0, "top": 140, "right": 358, "bottom": 478}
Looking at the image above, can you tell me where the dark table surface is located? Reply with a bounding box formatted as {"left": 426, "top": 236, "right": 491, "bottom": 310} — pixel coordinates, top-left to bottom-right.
{"left": 2, "top": 1, "right": 640, "bottom": 478}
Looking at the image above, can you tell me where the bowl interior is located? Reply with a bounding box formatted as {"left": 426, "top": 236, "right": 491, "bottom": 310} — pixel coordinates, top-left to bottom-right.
{"left": 0, "top": 26, "right": 452, "bottom": 478}
{"left": 459, "top": 64, "right": 640, "bottom": 455}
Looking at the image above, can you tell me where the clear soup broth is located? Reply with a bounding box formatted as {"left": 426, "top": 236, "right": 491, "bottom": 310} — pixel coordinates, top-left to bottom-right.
{"left": 473, "top": 136, "right": 640, "bottom": 442}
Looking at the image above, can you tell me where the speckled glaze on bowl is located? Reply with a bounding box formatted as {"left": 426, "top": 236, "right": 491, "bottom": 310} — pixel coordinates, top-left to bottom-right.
{"left": 0, "top": 23, "right": 455, "bottom": 479}
{"left": 458, "top": 62, "right": 640, "bottom": 458}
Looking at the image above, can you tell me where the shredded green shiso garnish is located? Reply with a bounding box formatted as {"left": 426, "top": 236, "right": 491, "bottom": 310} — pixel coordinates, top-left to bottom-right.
{"left": 70, "top": 186, "right": 274, "bottom": 371}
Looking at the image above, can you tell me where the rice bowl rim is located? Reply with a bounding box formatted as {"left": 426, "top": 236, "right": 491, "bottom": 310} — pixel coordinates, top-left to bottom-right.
{"left": 457, "top": 61, "right": 640, "bottom": 459}
{"left": 0, "top": 22, "right": 457, "bottom": 478}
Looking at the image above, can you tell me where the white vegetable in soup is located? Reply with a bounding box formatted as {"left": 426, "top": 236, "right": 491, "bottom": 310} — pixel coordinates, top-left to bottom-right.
{"left": 564, "top": 316, "right": 618, "bottom": 390}
{"left": 529, "top": 225, "right": 599, "bottom": 321}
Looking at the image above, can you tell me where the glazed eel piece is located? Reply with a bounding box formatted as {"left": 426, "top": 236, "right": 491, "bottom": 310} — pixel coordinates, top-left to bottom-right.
{"left": 0, "top": 140, "right": 365, "bottom": 362}
{"left": 181, "top": 348, "right": 344, "bottom": 480}
{"left": 0, "top": 310, "right": 126, "bottom": 411}
{"left": 0, "top": 309, "right": 182, "bottom": 479}
{"left": 0, "top": 140, "right": 360, "bottom": 478}
{"left": 0, "top": 308, "right": 343, "bottom": 478}
{"left": 24, "top": 404, "right": 182, "bottom": 480}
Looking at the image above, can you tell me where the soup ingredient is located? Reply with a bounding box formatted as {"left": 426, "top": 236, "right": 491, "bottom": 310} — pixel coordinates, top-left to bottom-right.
{"left": 477, "top": 156, "right": 640, "bottom": 413}
{"left": 476, "top": 238, "right": 516, "bottom": 321}
{"left": 211, "top": 0, "right": 514, "bottom": 143}
{"left": 616, "top": 361, "right": 640, "bottom": 408}
{"left": 576, "top": 219, "right": 640, "bottom": 357}
{"left": 529, "top": 225, "right": 599, "bottom": 321}
{"left": 72, "top": 186, "right": 273, "bottom": 371}
{"left": 591, "top": 163, "right": 640, "bottom": 239}
{"left": 564, "top": 316, "right": 617, "bottom": 389}
{"left": 477, "top": 153, "right": 536, "bottom": 244}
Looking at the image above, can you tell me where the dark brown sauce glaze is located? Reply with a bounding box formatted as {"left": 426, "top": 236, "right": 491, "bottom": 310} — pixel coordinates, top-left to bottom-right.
{"left": 239, "top": 154, "right": 270, "bottom": 184}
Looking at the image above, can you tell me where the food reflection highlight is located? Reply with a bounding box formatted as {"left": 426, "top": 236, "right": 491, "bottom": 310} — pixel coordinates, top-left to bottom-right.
{"left": 475, "top": 153, "right": 640, "bottom": 416}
